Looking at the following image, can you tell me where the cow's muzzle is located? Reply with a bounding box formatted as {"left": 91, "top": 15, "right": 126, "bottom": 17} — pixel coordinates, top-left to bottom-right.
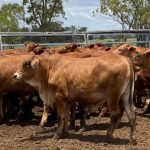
{"left": 13, "top": 73, "right": 21, "bottom": 80}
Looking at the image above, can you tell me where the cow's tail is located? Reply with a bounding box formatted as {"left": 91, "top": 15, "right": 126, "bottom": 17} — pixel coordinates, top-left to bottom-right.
{"left": 129, "top": 59, "right": 136, "bottom": 112}
{"left": 124, "top": 58, "right": 137, "bottom": 144}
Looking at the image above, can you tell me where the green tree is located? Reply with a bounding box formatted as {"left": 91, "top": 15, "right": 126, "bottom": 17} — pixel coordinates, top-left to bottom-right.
{"left": 97, "top": 0, "right": 150, "bottom": 29}
{"left": 63, "top": 26, "right": 87, "bottom": 32}
{"left": 23, "top": 0, "right": 65, "bottom": 32}
{"left": 0, "top": 3, "right": 25, "bottom": 31}
{"left": 78, "top": 27, "right": 87, "bottom": 32}
{"left": 31, "top": 21, "right": 64, "bottom": 32}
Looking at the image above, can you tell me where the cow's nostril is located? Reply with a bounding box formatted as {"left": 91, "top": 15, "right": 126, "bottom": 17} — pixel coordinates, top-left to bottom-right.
{"left": 13, "top": 74, "right": 17, "bottom": 79}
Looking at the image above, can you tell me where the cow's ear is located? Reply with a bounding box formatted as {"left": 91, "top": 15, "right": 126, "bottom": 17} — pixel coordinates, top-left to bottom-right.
{"left": 105, "top": 47, "right": 111, "bottom": 51}
{"left": 128, "top": 47, "right": 136, "bottom": 51}
{"left": 71, "top": 44, "right": 77, "bottom": 50}
{"left": 64, "top": 43, "right": 77, "bottom": 52}
{"left": 31, "top": 58, "right": 39, "bottom": 69}
{"left": 116, "top": 47, "right": 127, "bottom": 52}
{"left": 87, "top": 44, "right": 94, "bottom": 49}
{"left": 35, "top": 44, "right": 39, "bottom": 48}
{"left": 144, "top": 50, "right": 150, "bottom": 56}
{"left": 34, "top": 46, "right": 46, "bottom": 55}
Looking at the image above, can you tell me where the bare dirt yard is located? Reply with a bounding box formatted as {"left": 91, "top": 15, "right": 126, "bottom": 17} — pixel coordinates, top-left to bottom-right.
{"left": 0, "top": 108, "right": 149, "bottom": 150}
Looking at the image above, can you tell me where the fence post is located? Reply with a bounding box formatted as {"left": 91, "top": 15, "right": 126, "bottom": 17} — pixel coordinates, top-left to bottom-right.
{"left": 84, "top": 33, "right": 88, "bottom": 45}
{"left": 0, "top": 35, "right": 2, "bottom": 50}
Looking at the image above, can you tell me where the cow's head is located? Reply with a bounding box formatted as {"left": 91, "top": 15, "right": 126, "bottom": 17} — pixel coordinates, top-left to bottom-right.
{"left": 25, "top": 42, "right": 39, "bottom": 52}
{"left": 134, "top": 50, "right": 150, "bottom": 72}
{"left": 14, "top": 56, "right": 40, "bottom": 82}
{"left": 114, "top": 44, "right": 145, "bottom": 59}
{"left": 57, "top": 43, "right": 77, "bottom": 54}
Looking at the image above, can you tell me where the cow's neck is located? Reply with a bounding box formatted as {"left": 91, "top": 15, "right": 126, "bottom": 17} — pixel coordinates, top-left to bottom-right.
{"left": 43, "top": 54, "right": 62, "bottom": 78}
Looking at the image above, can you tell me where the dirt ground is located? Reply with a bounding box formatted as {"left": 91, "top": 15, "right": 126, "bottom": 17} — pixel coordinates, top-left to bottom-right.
{"left": 0, "top": 108, "right": 149, "bottom": 150}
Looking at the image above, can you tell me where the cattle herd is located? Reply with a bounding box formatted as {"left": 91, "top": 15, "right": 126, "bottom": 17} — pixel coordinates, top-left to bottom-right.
{"left": 0, "top": 42, "right": 150, "bottom": 145}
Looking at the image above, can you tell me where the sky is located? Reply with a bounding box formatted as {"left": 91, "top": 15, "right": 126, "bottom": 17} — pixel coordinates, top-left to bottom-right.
{"left": 0, "top": 0, "right": 122, "bottom": 31}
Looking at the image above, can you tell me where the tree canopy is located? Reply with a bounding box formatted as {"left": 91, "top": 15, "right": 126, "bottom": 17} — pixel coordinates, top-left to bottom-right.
{"left": 0, "top": 1, "right": 88, "bottom": 33}
{"left": 98, "top": 0, "right": 150, "bottom": 29}
{"left": 0, "top": 3, "right": 25, "bottom": 31}
{"left": 23, "top": 0, "right": 65, "bottom": 32}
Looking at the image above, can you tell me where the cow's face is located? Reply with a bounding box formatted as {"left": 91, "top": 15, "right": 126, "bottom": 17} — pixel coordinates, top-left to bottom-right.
{"left": 24, "top": 42, "right": 39, "bottom": 51}
{"left": 14, "top": 57, "right": 40, "bottom": 81}
{"left": 114, "top": 44, "right": 130, "bottom": 56}
{"left": 134, "top": 50, "right": 150, "bottom": 71}
{"left": 114, "top": 44, "right": 144, "bottom": 59}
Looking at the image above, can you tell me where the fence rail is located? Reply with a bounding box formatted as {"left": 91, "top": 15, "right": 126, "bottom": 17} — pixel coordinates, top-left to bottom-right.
{"left": 1, "top": 30, "right": 150, "bottom": 50}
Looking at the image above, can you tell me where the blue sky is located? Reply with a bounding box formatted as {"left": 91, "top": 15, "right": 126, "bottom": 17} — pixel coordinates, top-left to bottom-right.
{"left": 62, "top": 0, "right": 121, "bottom": 31}
{"left": 0, "top": 0, "right": 122, "bottom": 31}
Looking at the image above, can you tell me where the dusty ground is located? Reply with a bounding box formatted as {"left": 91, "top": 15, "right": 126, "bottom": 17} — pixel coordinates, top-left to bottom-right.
{"left": 0, "top": 109, "right": 149, "bottom": 150}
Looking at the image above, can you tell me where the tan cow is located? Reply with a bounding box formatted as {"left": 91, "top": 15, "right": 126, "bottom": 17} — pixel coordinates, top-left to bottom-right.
{"left": 14, "top": 51, "right": 136, "bottom": 144}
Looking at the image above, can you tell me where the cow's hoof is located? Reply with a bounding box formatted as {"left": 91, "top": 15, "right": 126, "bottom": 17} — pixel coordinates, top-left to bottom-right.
{"left": 0, "top": 119, "right": 4, "bottom": 125}
{"left": 62, "top": 131, "right": 68, "bottom": 137}
{"left": 106, "top": 136, "right": 113, "bottom": 143}
{"left": 68, "top": 125, "right": 75, "bottom": 130}
{"left": 78, "top": 128, "right": 85, "bottom": 133}
{"left": 53, "top": 134, "right": 61, "bottom": 139}
{"left": 129, "top": 139, "right": 137, "bottom": 145}
{"left": 39, "top": 123, "right": 44, "bottom": 128}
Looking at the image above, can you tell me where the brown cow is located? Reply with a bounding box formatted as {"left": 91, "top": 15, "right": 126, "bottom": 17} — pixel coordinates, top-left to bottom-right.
{"left": 0, "top": 53, "right": 35, "bottom": 121}
{"left": 135, "top": 70, "right": 150, "bottom": 111}
{"left": 114, "top": 43, "right": 150, "bottom": 112}
{"left": 14, "top": 51, "right": 136, "bottom": 144}
{"left": 133, "top": 50, "right": 150, "bottom": 112}
{"left": 0, "top": 49, "right": 25, "bottom": 56}
{"left": 86, "top": 43, "right": 112, "bottom": 51}
{"left": 0, "top": 48, "right": 26, "bottom": 120}
{"left": 24, "top": 42, "right": 39, "bottom": 52}
{"left": 134, "top": 49, "right": 150, "bottom": 74}
{"left": 114, "top": 43, "right": 146, "bottom": 61}
{"left": 32, "top": 43, "right": 111, "bottom": 130}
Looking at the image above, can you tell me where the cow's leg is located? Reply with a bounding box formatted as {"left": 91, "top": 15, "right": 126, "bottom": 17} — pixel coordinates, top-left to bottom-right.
{"left": 107, "top": 99, "right": 124, "bottom": 141}
{"left": 99, "top": 106, "right": 108, "bottom": 117}
{"left": 0, "top": 96, "right": 4, "bottom": 123}
{"left": 63, "top": 104, "right": 70, "bottom": 135}
{"left": 78, "top": 102, "right": 86, "bottom": 132}
{"left": 68, "top": 103, "right": 76, "bottom": 130}
{"left": 54, "top": 96, "right": 69, "bottom": 139}
{"left": 116, "top": 101, "right": 125, "bottom": 128}
{"left": 54, "top": 103, "right": 69, "bottom": 139}
{"left": 40, "top": 103, "right": 50, "bottom": 128}
{"left": 99, "top": 102, "right": 109, "bottom": 117}
{"left": 53, "top": 115, "right": 64, "bottom": 139}
{"left": 143, "top": 92, "right": 150, "bottom": 113}
{"left": 143, "top": 98, "right": 150, "bottom": 113}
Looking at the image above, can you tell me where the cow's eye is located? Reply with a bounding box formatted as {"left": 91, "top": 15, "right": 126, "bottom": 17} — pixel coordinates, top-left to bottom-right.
{"left": 136, "top": 54, "right": 141, "bottom": 58}
{"left": 23, "top": 61, "right": 31, "bottom": 68}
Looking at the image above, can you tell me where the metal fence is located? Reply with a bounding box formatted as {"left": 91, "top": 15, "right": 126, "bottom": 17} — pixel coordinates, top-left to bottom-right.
{"left": 1, "top": 29, "right": 150, "bottom": 50}
{"left": 87, "top": 29, "right": 150, "bottom": 47}
{"left": 0, "top": 32, "right": 86, "bottom": 50}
